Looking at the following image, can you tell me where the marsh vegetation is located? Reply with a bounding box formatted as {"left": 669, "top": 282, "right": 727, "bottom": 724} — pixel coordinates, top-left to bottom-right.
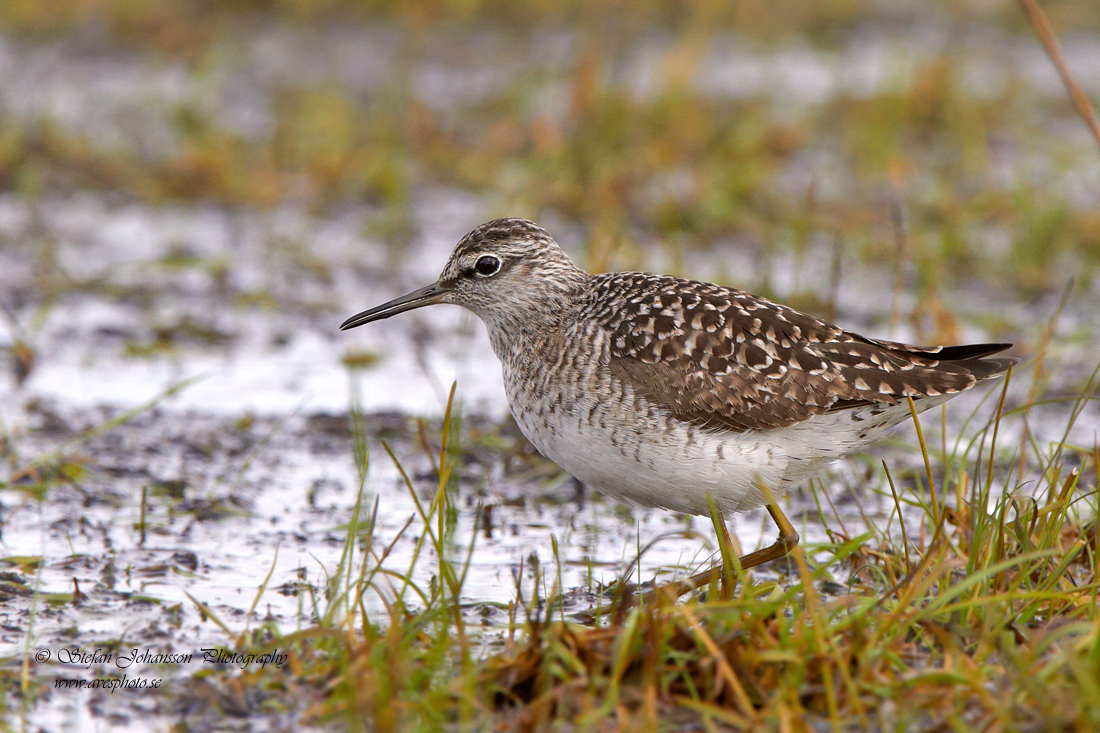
{"left": 0, "top": 1, "right": 1098, "bottom": 729}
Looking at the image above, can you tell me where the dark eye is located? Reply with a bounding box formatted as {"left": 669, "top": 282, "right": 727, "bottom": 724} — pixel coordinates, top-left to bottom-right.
{"left": 474, "top": 255, "right": 501, "bottom": 276}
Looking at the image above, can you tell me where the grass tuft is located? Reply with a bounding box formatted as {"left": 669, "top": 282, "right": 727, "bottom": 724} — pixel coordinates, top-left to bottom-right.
{"left": 177, "top": 369, "right": 1100, "bottom": 729}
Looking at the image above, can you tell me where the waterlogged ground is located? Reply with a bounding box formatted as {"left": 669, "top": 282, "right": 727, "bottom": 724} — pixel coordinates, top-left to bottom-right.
{"left": 1, "top": 7, "right": 1099, "bottom": 732}
{"left": 2, "top": 197, "right": 1096, "bottom": 729}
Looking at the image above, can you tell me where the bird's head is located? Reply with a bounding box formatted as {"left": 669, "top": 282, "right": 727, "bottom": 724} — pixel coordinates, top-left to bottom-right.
{"left": 340, "top": 218, "right": 588, "bottom": 333}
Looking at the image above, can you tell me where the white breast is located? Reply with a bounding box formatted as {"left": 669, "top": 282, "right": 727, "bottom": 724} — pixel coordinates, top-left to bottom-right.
{"left": 507, "top": 386, "right": 785, "bottom": 515}
{"left": 506, "top": 380, "right": 935, "bottom": 517}
{"left": 493, "top": 322, "right": 935, "bottom": 518}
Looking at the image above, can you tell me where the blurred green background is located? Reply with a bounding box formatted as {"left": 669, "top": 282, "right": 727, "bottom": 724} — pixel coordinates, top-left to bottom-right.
{"left": 1, "top": 0, "right": 1098, "bottom": 349}
{"left": 1, "top": 6, "right": 1098, "bottom": 726}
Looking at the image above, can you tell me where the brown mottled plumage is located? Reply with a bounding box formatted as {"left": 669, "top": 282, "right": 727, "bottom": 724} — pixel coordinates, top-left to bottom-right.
{"left": 591, "top": 271, "right": 1014, "bottom": 433}
{"left": 342, "top": 218, "right": 1016, "bottom": 585}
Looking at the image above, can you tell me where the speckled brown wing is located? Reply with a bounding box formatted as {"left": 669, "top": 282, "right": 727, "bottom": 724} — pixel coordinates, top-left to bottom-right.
{"left": 589, "top": 273, "right": 1014, "bottom": 433}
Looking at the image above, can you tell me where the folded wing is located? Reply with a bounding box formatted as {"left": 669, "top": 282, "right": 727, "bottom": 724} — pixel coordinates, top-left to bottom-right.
{"left": 591, "top": 273, "right": 1015, "bottom": 432}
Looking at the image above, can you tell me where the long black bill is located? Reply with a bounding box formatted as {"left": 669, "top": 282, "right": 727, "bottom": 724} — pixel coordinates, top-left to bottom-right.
{"left": 340, "top": 282, "right": 449, "bottom": 330}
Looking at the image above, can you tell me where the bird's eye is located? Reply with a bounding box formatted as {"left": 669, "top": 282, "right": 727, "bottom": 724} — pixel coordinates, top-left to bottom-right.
{"left": 474, "top": 255, "right": 501, "bottom": 276}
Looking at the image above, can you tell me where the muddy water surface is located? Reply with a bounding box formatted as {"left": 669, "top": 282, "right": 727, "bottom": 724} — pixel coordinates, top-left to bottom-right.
{"left": 3, "top": 185, "right": 1097, "bottom": 730}
{"left": 1, "top": 17, "right": 1099, "bottom": 733}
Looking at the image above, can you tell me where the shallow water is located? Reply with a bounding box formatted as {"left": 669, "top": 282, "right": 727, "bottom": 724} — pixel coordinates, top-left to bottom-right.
{"left": 2, "top": 181, "right": 1096, "bottom": 728}
{"left": 1, "top": 14, "right": 1099, "bottom": 732}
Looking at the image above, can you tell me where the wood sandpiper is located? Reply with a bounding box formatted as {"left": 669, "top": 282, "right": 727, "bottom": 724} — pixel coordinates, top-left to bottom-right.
{"left": 341, "top": 218, "right": 1015, "bottom": 596}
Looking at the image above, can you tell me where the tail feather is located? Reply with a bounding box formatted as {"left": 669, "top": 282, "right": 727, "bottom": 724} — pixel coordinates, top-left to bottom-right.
{"left": 872, "top": 339, "right": 1019, "bottom": 384}
{"left": 955, "top": 355, "right": 1019, "bottom": 382}
{"left": 866, "top": 339, "right": 1014, "bottom": 363}
{"left": 822, "top": 341, "right": 1018, "bottom": 415}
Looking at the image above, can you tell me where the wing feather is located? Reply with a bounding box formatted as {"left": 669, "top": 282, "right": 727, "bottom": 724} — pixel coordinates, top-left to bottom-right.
{"left": 589, "top": 273, "right": 1014, "bottom": 432}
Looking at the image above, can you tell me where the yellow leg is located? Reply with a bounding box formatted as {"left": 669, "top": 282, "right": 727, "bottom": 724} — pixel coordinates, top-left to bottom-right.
{"left": 583, "top": 503, "right": 801, "bottom": 622}
{"left": 737, "top": 503, "right": 800, "bottom": 570}
{"left": 639, "top": 503, "right": 800, "bottom": 606}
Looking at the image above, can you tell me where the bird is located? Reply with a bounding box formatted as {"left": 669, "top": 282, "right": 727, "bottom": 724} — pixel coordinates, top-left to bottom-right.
{"left": 341, "top": 217, "right": 1015, "bottom": 598}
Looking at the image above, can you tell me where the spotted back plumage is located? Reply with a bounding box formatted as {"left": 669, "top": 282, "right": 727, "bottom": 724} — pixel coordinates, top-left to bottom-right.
{"left": 587, "top": 272, "right": 1015, "bottom": 433}
{"left": 343, "top": 217, "right": 1018, "bottom": 515}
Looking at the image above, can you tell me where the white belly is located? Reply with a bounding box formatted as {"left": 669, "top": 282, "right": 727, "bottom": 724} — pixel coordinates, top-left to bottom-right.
{"left": 508, "top": 387, "right": 930, "bottom": 517}
{"left": 494, "top": 323, "right": 940, "bottom": 518}
{"left": 508, "top": 390, "right": 788, "bottom": 515}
